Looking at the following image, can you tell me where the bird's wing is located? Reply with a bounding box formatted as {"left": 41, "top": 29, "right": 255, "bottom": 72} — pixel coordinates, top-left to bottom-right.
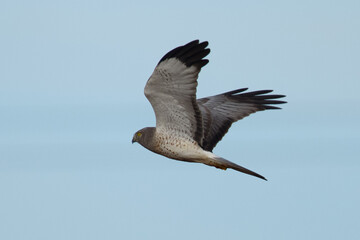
{"left": 144, "top": 40, "right": 210, "bottom": 144}
{"left": 197, "top": 88, "right": 286, "bottom": 151}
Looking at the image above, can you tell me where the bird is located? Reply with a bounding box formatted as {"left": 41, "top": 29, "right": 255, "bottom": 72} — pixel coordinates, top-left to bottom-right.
{"left": 132, "top": 40, "right": 286, "bottom": 180}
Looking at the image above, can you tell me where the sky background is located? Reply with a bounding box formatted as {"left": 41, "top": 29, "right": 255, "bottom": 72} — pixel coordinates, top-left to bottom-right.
{"left": 1, "top": 0, "right": 360, "bottom": 239}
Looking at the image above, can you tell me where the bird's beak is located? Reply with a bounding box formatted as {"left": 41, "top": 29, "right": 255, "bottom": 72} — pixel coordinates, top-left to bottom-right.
{"left": 131, "top": 136, "right": 135, "bottom": 144}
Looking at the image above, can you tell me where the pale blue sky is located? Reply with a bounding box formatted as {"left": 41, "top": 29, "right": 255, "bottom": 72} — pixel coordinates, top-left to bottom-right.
{"left": 1, "top": 0, "right": 360, "bottom": 239}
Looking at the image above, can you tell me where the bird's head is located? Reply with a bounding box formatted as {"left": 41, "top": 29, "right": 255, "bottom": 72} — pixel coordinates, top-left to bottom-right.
{"left": 132, "top": 127, "right": 155, "bottom": 146}
{"left": 132, "top": 130, "right": 143, "bottom": 144}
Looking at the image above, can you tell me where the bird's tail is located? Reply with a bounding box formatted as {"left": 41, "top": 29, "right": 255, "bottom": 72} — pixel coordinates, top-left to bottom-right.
{"left": 210, "top": 156, "right": 267, "bottom": 181}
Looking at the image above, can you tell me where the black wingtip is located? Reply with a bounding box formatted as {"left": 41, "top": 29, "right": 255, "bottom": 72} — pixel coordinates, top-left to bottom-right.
{"left": 157, "top": 40, "right": 211, "bottom": 69}
{"left": 226, "top": 88, "right": 287, "bottom": 110}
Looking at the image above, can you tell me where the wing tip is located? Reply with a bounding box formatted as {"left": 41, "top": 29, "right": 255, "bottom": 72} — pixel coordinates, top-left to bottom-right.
{"left": 157, "top": 40, "right": 211, "bottom": 69}
{"left": 226, "top": 88, "right": 287, "bottom": 110}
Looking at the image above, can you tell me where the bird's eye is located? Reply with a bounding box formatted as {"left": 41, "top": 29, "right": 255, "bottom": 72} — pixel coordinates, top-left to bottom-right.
{"left": 137, "top": 132, "right": 142, "bottom": 137}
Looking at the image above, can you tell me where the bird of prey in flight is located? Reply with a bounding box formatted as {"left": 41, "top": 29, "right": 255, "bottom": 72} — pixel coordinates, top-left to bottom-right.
{"left": 132, "top": 40, "right": 286, "bottom": 180}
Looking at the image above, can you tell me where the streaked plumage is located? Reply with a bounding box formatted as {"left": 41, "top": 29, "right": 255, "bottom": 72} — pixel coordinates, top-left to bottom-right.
{"left": 132, "top": 40, "right": 286, "bottom": 180}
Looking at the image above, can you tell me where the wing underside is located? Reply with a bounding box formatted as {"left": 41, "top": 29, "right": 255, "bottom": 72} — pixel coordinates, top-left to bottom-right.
{"left": 144, "top": 40, "right": 210, "bottom": 143}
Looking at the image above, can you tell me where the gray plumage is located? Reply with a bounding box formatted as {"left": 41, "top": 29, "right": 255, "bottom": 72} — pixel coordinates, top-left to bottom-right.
{"left": 132, "top": 40, "right": 286, "bottom": 180}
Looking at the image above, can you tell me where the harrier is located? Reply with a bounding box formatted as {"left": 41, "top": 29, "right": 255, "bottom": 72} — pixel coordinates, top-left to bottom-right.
{"left": 132, "top": 40, "right": 286, "bottom": 180}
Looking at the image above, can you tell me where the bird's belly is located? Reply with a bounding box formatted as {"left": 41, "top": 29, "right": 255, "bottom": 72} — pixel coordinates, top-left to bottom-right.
{"left": 154, "top": 133, "right": 206, "bottom": 162}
